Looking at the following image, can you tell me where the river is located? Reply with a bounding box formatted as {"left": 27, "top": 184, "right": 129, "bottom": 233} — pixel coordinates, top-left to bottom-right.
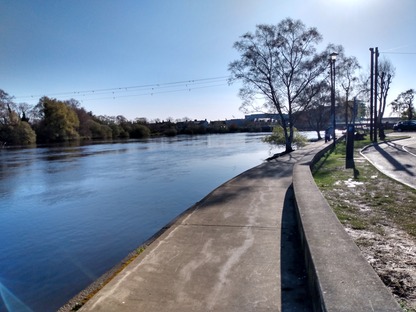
{"left": 0, "top": 132, "right": 317, "bottom": 311}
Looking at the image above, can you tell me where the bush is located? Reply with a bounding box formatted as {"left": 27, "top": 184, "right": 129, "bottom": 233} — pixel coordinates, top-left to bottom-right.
{"left": 164, "top": 128, "right": 177, "bottom": 137}
{"left": 262, "top": 126, "right": 307, "bottom": 148}
{"left": 130, "top": 124, "right": 151, "bottom": 138}
{"left": 88, "top": 120, "right": 113, "bottom": 140}
{"left": 0, "top": 121, "right": 36, "bottom": 145}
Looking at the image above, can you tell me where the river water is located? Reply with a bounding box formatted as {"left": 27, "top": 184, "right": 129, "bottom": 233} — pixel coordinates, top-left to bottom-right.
{"left": 0, "top": 132, "right": 315, "bottom": 311}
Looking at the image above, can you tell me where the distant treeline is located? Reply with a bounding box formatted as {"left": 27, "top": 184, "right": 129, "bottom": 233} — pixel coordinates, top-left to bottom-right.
{"left": 0, "top": 92, "right": 273, "bottom": 146}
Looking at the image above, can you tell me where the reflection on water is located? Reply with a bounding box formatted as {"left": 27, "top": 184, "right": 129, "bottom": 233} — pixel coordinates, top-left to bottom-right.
{"left": 0, "top": 133, "right": 305, "bottom": 311}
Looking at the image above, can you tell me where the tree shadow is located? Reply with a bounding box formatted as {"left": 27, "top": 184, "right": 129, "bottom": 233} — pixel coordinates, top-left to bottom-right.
{"left": 345, "top": 158, "right": 360, "bottom": 179}
{"left": 280, "top": 185, "right": 311, "bottom": 311}
{"left": 374, "top": 143, "right": 415, "bottom": 176}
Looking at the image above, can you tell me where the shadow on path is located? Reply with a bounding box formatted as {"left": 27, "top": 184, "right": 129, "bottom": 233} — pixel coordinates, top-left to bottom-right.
{"left": 280, "top": 185, "right": 311, "bottom": 311}
{"left": 374, "top": 143, "right": 415, "bottom": 177}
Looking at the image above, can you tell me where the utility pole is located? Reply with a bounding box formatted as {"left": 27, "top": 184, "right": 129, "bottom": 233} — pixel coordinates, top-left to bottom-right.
{"left": 369, "top": 48, "right": 374, "bottom": 142}
{"left": 329, "top": 53, "right": 338, "bottom": 149}
{"left": 379, "top": 72, "right": 385, "bottom": 139}
{"left": 374, "top": 47, "right": 379, "bottom": 143}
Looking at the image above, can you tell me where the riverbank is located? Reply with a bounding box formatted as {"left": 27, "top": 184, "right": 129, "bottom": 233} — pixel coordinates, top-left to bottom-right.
{"left": 60, "top": 142, "right": 320, "bottom": 311}
{"left": 57, "top": 216, "right": 178, "bottom": 311}
{"left": 61, "top": 138, "right": 402, "bottom": 311}
{"left": 1, "top": 133, "right": 287, "bottom": 311}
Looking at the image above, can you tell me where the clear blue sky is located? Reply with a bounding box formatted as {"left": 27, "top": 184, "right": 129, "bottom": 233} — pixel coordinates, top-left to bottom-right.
{"left": 1, "top": 0, "right": 415, "bottom": 121}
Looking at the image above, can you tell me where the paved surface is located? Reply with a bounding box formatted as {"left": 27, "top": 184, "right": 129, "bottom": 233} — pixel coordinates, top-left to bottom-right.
{"left": 78, "top": 142, "right": 325, "bottom": 312}
{"left": 361, "top": 132, "right": 416, "bottom": 189}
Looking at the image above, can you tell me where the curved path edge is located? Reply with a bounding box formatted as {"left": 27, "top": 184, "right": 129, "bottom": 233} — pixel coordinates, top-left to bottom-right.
{"left": 293, "top": 143, "right": 402, "bottom": 311}
{"left": 62, "top": 140, "right": 403, "bottom": 312}
{"left": 71, "top": 141, "right": 310, "bottom": 311}
{"left": 360, "top": 136, "right": 416, "bottom": 190}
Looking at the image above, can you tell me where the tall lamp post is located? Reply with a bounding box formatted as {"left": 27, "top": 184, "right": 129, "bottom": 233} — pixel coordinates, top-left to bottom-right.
{"left": 329, "top": 52, "right": 338, "bottom": 148}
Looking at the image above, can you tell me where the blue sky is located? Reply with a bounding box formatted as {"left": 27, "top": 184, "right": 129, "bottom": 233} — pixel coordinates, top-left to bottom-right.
{"left": 1, "top": 0, "right": 415, "bottom": 121}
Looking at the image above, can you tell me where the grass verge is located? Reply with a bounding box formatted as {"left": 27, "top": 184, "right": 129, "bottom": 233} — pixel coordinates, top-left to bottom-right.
{"left": 312, "top": 137, "right": 416, "bottom": 312}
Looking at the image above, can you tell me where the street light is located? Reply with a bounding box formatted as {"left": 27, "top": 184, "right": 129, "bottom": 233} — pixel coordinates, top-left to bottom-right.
{"left": 329, "top": 52, "right": 338, "bottom": 148}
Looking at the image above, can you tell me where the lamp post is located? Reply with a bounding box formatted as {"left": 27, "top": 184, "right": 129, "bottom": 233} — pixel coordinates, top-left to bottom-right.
{"left": 329, "top": 52, "right": 338, "bottom": 148}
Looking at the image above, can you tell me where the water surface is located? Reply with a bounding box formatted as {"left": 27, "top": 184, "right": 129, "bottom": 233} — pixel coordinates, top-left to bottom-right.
{"left": 0, "top": 133, "right": 288, "bottom": 311}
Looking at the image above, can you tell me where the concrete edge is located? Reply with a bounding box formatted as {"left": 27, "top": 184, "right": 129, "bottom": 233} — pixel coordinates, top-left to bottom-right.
{"left": 292, "top": 143, "right": 402, "bottom": 311}
{"left": 359, "top": 135, "right": 411, "bottom": 154}
{"left": 58, "top": 203, "right": 200, "bottom": 311}
{"left": 58, "top": 161, "right": 271, "bottom": 311}
{"left": 360, "top": 136, "right": 416, "bottom": 190}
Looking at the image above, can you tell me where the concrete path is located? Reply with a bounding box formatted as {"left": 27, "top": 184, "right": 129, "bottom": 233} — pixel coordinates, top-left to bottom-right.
{"left": 361, "top": 133, "right": 416, "bottom": 189}
{"left": 79, "top": 141, "right": 326, "bottom": 311}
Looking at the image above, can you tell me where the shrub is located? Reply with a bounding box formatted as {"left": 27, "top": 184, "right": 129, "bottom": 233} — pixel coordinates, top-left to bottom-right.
{"left": 262, "top": 126, "right": 307, "bottom": 148}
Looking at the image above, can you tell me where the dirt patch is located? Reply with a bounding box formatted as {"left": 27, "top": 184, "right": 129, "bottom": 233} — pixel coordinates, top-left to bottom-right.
{"left": 322, "top": 176, "right": 416, "bottom": 311}
{"left": 346, "top": 226, "right": 416, "bottom": 310}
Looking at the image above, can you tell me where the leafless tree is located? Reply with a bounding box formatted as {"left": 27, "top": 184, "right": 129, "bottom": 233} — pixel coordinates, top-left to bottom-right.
{"left": 377, "top": 58, "right": 395, "bottom": 138}
{"left": 229, "top": 18, "right": 330, "bottom": 152}
{"left": 336, "top": 51, "right": 361, "bottom": 127}
{"left": 0, "top": 89, "right": 16, "bottom": 125}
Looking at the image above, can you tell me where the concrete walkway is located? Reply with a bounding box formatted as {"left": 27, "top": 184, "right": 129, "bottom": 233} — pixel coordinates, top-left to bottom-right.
{"left": 361, "top": 133, "right": 416, "bottom": 189}
{"left": 79, "top": 141, "right": 326, "bottom": 311}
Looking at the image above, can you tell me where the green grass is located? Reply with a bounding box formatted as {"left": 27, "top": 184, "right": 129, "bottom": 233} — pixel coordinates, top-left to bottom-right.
{"left": 312, "top": 137, "right": 416, "bottom": 237}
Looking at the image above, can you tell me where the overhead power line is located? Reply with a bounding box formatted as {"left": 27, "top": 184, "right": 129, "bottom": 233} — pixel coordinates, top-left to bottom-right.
{"left": 81, "top": 82, "right": 230, "bottom": 102}
{"left": 380, "top": 51, "right": 416, "bottom": 54}
{"left": 14, "top": 75, "right": 231, "bottom": 102}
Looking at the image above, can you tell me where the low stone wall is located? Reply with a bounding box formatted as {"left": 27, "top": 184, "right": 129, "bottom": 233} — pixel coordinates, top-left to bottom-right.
{"left": 292, "top": 143, "right": 401, "bottom": 312}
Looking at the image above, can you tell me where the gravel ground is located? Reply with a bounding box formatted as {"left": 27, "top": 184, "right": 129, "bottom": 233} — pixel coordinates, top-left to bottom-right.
{"left": 346, "top": 225, "right": 416, "bottom": 311}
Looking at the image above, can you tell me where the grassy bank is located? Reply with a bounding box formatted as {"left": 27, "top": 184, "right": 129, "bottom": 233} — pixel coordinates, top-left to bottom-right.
{"left": 312, "top": 137, "right": 416, "bottom": 311}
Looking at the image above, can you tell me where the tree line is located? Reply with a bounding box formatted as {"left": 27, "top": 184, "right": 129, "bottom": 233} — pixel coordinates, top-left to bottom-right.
{"left": 0, "top": 92, "right": 279, "bottom": 146}
{"left": 0, "top": 93, "right": 154, "bottom": 146}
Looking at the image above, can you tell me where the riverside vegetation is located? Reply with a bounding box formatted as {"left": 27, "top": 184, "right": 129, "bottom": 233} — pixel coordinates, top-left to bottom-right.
{"left": 312, "top": 137, "right": 416, "bottom": 311}
{"left": 0, "top": 92, "right": 282, "bottom": 147}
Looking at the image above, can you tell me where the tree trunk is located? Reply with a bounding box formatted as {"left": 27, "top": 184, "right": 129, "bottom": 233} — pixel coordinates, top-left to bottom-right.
{"left": 345, "top": 90, "right": 349, "bottom": 129}
{"left": 285, "top": 142, "right": 294, "bottom": 153}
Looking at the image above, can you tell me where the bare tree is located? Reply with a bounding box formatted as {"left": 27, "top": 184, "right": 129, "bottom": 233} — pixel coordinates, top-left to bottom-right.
{"left": 376, "top": 58, "right": 395, "bottom": 139}
{"left": 355, "top": 70, "right": 372, "bottom": 117}
{"left": 336, "top": 52, "right": 361, "bottom": 127}
{"left": 0, "top": 90, "right": 37, "bottom": 145}
{"left": 229, "top": 18, "right": 329, "bottom": 152}
{"left": 304, "top": 82, "right": 331, "bottom": 139}
{"left": 17, "top": 102, "right": 33, "bottom": 122}
{"left": 0, "top": 89, "right": 16, "bottom": 125}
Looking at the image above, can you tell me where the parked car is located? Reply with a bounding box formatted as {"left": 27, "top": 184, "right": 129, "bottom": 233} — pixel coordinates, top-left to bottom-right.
{"left": 393, "top": 120, "right": 416, "bottom": 131}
